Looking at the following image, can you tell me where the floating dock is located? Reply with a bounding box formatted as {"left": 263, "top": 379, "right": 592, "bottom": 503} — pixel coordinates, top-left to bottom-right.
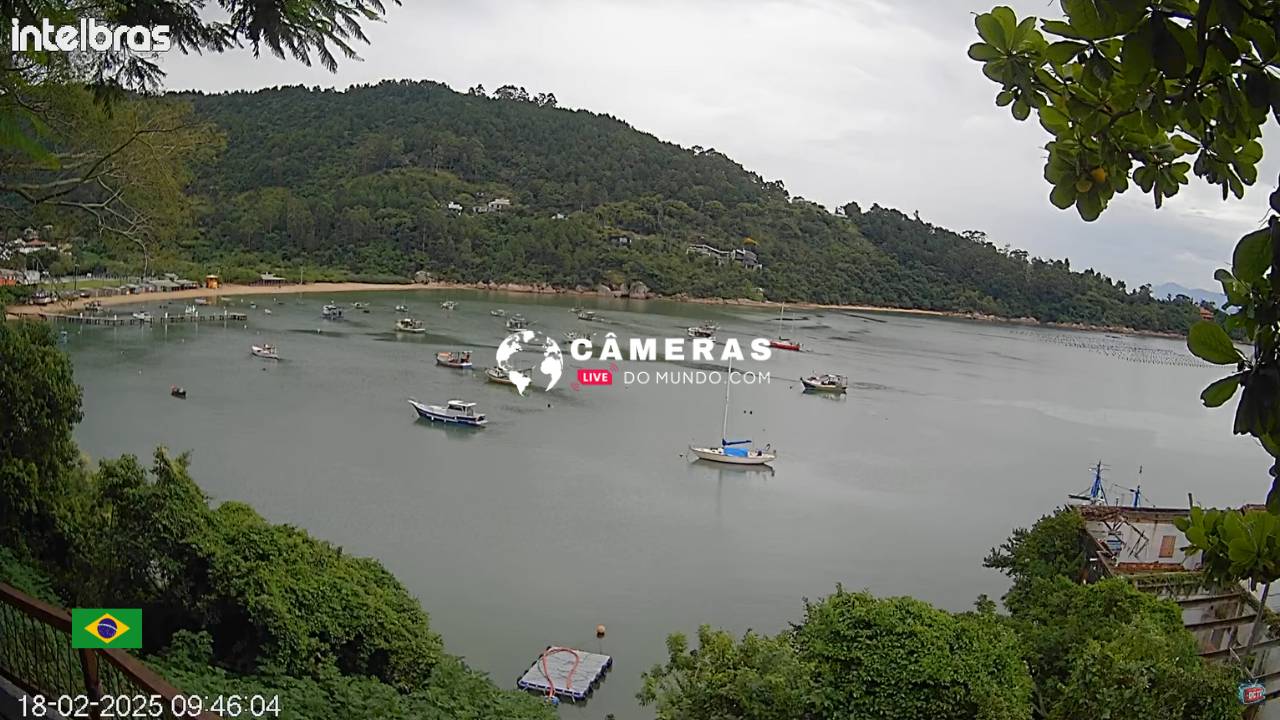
{"left": 516, "top": 648, "right": 612, "bottom": 702}
{"left": 40, "top": 311, "right": 247, "bottom": 326}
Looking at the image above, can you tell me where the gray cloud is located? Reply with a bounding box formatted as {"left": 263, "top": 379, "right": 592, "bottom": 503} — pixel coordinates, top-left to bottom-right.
{"left": 158, "top": 0, "right": 1275, "bottom": 289}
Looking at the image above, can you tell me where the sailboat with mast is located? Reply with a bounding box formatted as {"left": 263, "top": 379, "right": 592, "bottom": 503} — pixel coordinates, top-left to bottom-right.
{"left": 768, "top": 303, "right": 801, "bottom": 351}
{"left": 688, "top": 358, "right": 777, "bottom": 466}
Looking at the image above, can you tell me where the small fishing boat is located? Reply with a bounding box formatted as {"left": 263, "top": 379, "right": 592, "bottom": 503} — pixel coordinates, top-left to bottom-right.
{"left": 264, "top": 308, "right": 273, "bottom": 315}
{"left": 506, "top": 315, "right": 529, "bottom": 331}
{"left": 322, "top": 304, "right": 344, "bottom": 319}
{"left": 170, "top": 385, "right": 186, "bottom": 399}
{"left": 131, "top": 311, "right": 152, "bottom": 322}
{"left": 395, "top": 305, "right": 409, "bottom": 312}
{"left": 249, "top": 302, "right": 257, "bottom": 309}
{"left": 184, "top": 305, "right": 198, "bottom": 316}
{"left": 251, "top": 344, "right": 280, "bottom": 360}
{"left": 435, "top": 350, "right": 473, "bottom": 369}
{"left": 441, "top": 300, "right": 457, "bottom": 310}
{"left": 408, "top": 398, "right": 487, "bottom": 427}
{"left": 687, "top": 323, "right": 718, "bottom": 339}
{"left": 486, "top": 366, "right": 531, "bottom": 386}
{"left": 193, "top": 297, "right": 209, "bottom": 306}
{"left": 352, "top": 301, "right": 368, "bottom": 310}
{"left": 490, "top": 309, "right": 506, "bottom": 317}
{"left": 801, "top": 373, "right": 848, "bottom": 393}
{"left": 569, "top": 306, "right": 582, "bottom": 314}
{"left": 395, "top": 317, "right": 426, "bottom": 334}
{"left": 577, "top": 310, "right": 598, "bottom": 321}
{"left": 564, "top": 330, "right": 595, "bottom": 342}
{"left": 689, "top": 357, "right": 776, "bottom": 466}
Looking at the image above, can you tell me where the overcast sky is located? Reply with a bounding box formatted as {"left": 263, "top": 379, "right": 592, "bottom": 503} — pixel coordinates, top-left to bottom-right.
{"left": 158, "top": 0, "right": 1278, "bottom": 290}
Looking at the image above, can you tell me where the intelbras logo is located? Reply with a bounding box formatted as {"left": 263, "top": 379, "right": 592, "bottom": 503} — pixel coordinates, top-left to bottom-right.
{"left": 10, "top": 19, "right": 171, "bottom": 52}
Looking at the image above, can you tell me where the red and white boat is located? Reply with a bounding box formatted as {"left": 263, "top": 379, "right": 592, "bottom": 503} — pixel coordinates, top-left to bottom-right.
{"left": 769, "top": 303, "right": 801, "bottom": 351}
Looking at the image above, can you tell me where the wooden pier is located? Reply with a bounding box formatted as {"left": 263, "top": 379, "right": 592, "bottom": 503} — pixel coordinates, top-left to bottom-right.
{"left": 41, "top": 311, "right": 248, "bottom": 327}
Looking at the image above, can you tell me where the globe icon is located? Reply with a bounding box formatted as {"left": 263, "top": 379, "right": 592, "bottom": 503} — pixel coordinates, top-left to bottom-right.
{"left": 97, "top": 617, "right": 118, "bottom": 638}
{"left": 496, "top": 330, "right": 564, "bottom": 395}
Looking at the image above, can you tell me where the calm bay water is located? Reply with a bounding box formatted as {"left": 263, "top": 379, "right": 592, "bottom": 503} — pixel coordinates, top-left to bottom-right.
{"left": 63, "top": 290, "right": 1269, "bottom": 718}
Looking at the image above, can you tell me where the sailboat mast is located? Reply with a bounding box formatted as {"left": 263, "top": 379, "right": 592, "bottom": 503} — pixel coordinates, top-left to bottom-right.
{"left": 777, "top": 303, "right": 785, "bottom": 337}
{"left": 721, "top": 356, "right": 733, "bottom": 441}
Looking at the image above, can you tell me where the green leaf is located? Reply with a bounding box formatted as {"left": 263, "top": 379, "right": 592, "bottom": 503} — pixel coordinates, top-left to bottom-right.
{"left": 976, "top": 12, "right": 1009, "bottom": 50}
{"left": 1012, "top": 98, "right": 1031, "bottom": 121}
{"left": 1041, "top": 19, "right": 1090, "bottom": 40}
{"left": 1233, "top": 228, "right": 1271, "bottom": 284}
{"left": 1010, "top": 16, "right": 1038, "bottom": 49}
{"left": 1121, "top": 21, "right": 1154, "bottom": 83}
{"left": 1152, "top": 18, "right": 1187, "bottom": 77}
{"left": 1201, "top": 374, "right": 1244, "bottom": 408}
{"left": 1187, "top": 321, "right": 1242, "bottom": 365}
{"left": 1076, "top": 190, "right": 1103, "bottom": 221}
{"left": 1050, "top": 183, "right": 1076, "bottom": 209}
{"left": 1045, "top": 40, "right": 1086, "bottom": 64}
{"left": 968, "top": 42, "right": 1002, "bottom": 61}
{"left": 995, "top": 90, "right": 1014, "bottom": 106}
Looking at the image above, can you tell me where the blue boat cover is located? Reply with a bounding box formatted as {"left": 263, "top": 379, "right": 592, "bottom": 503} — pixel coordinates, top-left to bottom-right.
{"left": 724, "top": 446, "right": 749, "bottom": 457}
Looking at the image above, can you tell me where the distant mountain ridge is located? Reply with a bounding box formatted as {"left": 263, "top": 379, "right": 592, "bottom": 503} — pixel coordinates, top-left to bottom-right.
{"left": 1152, "top": 282, "right": 1225, "bottom": 307}
{"left": 170, "top": 79, "right": 1202, "bottom": 333}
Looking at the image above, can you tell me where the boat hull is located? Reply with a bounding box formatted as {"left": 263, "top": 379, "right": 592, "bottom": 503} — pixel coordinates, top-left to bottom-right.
{"left": 688, "top": 446, "right": 776, "bottom": 465}
{"left": 436, "top": 358, "right": 473, "bottom": 369}
{"left": 769, "top": 340, "right": 801, "bottom": 352}
{"left": 801, "top": 378, "right": 845, "bottom": 392}
{"left": 251, "top": 346, "right": 279, "bottom": 360}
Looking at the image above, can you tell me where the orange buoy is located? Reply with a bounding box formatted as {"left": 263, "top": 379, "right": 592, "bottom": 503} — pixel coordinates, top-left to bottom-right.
{"left": 595, "top": 624, "right": 606, "bottom": 639}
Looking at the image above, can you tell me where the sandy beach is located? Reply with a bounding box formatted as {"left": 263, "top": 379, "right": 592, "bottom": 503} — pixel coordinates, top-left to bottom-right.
{"left": 2, "top": 280, "right": 1183, "bottom": 337}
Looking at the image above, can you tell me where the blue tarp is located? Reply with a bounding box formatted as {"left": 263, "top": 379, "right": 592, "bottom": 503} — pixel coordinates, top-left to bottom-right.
{"left": 724, "top": 447, "right": 749, "bottom": 457}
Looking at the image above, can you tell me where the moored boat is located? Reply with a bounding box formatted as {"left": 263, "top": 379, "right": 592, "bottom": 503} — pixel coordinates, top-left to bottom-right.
{"left": 435, "top": 350, "right": 473, "bottom": 369}
{"left": 485, "top": 366, "right": 533, "bottom": 386}
{"left": 85, "top": 300, "right": 104, "bottom": 312}
{"left": 577, "top": 310, "right": 597, "bottom": 321}
{"left": 441, "top": 300, "right": 457, "bottom": 310}
{"left": 170, "top": 385, "right": 186, "bottom": 399}
{"left": 131, "top": 311, "right": 152, "bottom": 322}
{"left": 408, "top": 398, "right": 487, "bottom": 426}
{"left": 251, "top": 344, "right": 280, "bottom": 360}
{"left": 490, "top": 309, "right": 506, "bottom": 317}
{"left": 506, "top": 314, "right": 529, "bottom": 331}
{"left": 193, "top": 297, "right": 209, "bottom": 306}
{"left": 687, "top": 323, "right": 718, "bottom": 339}
{"left": 564, "top": 330, "right": 595, "bottom": 342}
{"left": 395, "top": 317, "right": 426, "bottom": 334}
{"left": 801, "top": 373, "right": 848, "bottom": 393}
{"left": 322, "top": 304, "right": 344, "bottom": 319}
{"left": 689, "top": 357, "right": 776, "bottom": 466}
{"left": 769, "top": 303, "right": 800, "bottom": 351}
{"left": 395, "top": 304, "right": 409, "bottom": 312}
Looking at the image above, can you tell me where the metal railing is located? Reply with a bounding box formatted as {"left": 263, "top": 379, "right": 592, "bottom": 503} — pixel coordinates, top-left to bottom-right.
{"left": 0, "top": 583, "right": 219, "bottom": 719}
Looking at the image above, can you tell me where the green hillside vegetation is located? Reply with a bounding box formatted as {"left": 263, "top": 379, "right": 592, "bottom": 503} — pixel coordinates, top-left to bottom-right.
{"left": 0, "top": 320, "right": 554, "bottom": 719}
{"left": 63, "top": 79, "right": 1197, "bottom": 333}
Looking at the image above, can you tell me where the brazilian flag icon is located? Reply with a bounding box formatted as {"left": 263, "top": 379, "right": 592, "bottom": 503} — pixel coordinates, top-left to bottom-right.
{"left": 71, "top": 609, "right": 142, "bottom": 649}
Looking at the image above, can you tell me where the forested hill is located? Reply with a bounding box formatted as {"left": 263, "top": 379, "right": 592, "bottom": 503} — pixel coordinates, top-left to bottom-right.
{"left": 176, "top": 79, "right": 1202, "bottom": 332}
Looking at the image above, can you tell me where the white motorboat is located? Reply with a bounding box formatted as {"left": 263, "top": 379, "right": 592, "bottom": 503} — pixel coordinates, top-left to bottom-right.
{"left": 193, "top": 297, "right": 209, "bottom": 306}
{"left": 131, "top": 311, "right": 152, "bottom": 322}
{"left": 441, "top": 300, "right": 457, "bottom": 310}
{"left": 506, "top": 315, "right": 529, "bottom": 331}
{"left": 802, "top": 373, "right": 848, "bottom": 393}
{"left": 395, "top": 317, "right": 426, "bottom": 334}
{"left": 490, "top": 309, "right": 506, "bottom": 317}
{"left": 577, "top": 310, "right": 597, "bottom": 321}
{"left": 322, "top": 304, "right": 344, "bottom": 319}
{"left": 251, "top": 344, "right": 280, "bottom": 360}
{"left": 395, "top": 304, "right": 409, "bottom": 312}
{"left": 408, "top": 398, "right": 487, "bottom": 427}
{"left": 687, "top": 323, "right": 718, "bottom": 339}
{"left": 689, "top": 357, "right": 776, "bottom": 466}
{"left": 184, "top": 305, "right": 198, "bottom": 316}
